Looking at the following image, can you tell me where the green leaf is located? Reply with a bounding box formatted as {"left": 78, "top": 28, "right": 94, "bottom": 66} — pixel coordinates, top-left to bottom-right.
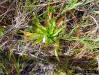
{"left": 49, "top": 18, "right": 56, "bottom": 27}
{"left": 93, "top": 11, "right": 99, "bottom": 14}
{"left": 54, "top": 43, "right": 60, "bottom": 62}
{"left": 68, "top": 37, "right": 96, "bottom": 48}
{"left": 0, "top": 68, "right": 3, "bottom": 73}
{"left": 53, "top": 26, "right": 65, "bottom": 37}
{"left": 36, "top": 23, "right": 46, "bottom": 33}
{"left": 23, "top": 33, "right": 42, "bottom": 42}
{"left": 32, "top": 37, "right": 43, "bottom": 45}
{"left": 79, "top": 0, "right": 92, "bottom": 6}
{"left": 49, "top": 18, "right": 56, "bottom": 34}
{"left": 69, "top": 0, "right": 78, "bottom": 4}
{"left": 46, "top": 37, "right": 52, "bottom": 45}
{"left": 49, "top": 7, "right": 56, "bottom": 13}
{"left": 96, "top": 0, "right": 99, "bottom": 3}
{"left": 0, "top": 63, "right": 3, "bottom": 67}
{"left": 62, "top": 0, "right": 92, "bottom": 14}
{"left": 9, "top": 50, "right": 13, "bottom": 61}
{"left": 67, "top": 25, "right": 79, "bottom": 38}
{"left": 33, "top": 21, "right": 46, "bottom": 34}
{"left": 94, "top": 38, "right": 99, "bottom": 42}
{"left": 0, "top": 28, "right": 4, "bottom": 35}
{"left": 69, "top": 2, "right": 82, "bottom": 9}
{"left": 62, "top": 2, "right": 82, "bottom": 14}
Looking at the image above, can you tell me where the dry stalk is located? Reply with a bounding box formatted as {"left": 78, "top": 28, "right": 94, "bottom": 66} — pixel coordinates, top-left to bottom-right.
{"left": 0, "top": 0, "right": 7, "bottom": 5}
{"left": 74, "top": 45, "right": 87, "bottom": 59}
{"left": 88, "top": 15, "right": 99, "bottom": 36}
{"left": 96, "top": 56, "right": 99, "bottom": 71}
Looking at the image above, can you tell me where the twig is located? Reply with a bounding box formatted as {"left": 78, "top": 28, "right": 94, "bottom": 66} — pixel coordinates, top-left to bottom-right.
{"left": 89, "top": 15, "right": 99, "bottom": 34}
{"left": 96, "top": 56, "right": 99, "bottom": 71}
{"left": 0, "top": 0, "right": 16, "bottom": 22}
{"left": 0, "top": 0, "right": 7, "bottom": 5}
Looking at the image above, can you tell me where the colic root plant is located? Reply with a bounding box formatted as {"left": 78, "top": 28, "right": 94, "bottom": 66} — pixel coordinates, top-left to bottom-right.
{"left": 21, "top": 12, "right": 65, "bottom": 61}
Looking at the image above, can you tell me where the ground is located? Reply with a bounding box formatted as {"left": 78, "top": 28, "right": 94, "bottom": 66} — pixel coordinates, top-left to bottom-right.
{"left": 0, "top": 0, "right": 99, "bottom": 75}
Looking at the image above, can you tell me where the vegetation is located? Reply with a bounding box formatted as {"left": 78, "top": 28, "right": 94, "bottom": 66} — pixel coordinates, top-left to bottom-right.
{"left": 0, "top": 0, "right": 99, "bottom": 75}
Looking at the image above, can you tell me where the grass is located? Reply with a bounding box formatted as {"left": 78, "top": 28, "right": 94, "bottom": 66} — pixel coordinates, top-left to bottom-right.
{"left": 0, "top": 49, "right": 20, "bottom": 75}
{"left": 0, "top": 0, "right": 99, "bottom": 74}
{"left": 0, "top": 28, "right": 4, "bottom": 35}
{"left": 62, "top": 0, "right": 92, "bottom": 14}
{"left": 93, "top": 11, "right": 99, "bottom": 14}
